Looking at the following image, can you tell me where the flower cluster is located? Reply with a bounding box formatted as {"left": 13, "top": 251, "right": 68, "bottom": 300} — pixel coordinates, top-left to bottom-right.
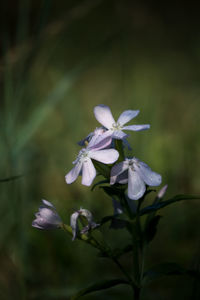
{"left": 65, "top": 104, "right": 161, "bottom": 200}
{"left": 32, "top": 104, "right": 162, "bottom": 240}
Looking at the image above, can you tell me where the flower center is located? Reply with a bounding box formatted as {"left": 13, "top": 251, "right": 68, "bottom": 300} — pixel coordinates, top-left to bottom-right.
{"left": 126, "top": 158, "right": 138, "bottom": 171}
{"left": 111, "top": 122, "right": 122, "bottom": 131}
{"left": 73, "top": 149, "right": 90, "bottom": 164}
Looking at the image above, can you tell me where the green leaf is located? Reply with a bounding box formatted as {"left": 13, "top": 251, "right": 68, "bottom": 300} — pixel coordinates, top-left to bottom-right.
{"left": 140, "top": 194, "right": 200, "bottom": 216}
{"left": 112, "top": 244, "right": 132, "bottom": 259}
{"left": 92, "top": 160, "right": 111, "bottom": 179}
{"left": 71, "top": 278, "right": 130, "bottom": 299}
{"left": 100, "top": 185, "right": 126, "bottom": 198}
{"left": 143, "top": 215, "right": 162, "bottom": 244}
{"left": 91, "top": 179, "right": 109, "bottom": 191}
{"left": 143, "top": 263, "right": 200, "bottom": 285}
{"left": 0, "top": 175, "right": 23, "bottom": 183}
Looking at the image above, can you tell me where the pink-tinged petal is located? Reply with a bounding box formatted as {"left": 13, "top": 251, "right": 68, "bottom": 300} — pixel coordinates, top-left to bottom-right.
{"left": 42, "top": 199, "right": 55, "bottom": 208}
{"left": 122, "top": 124, "right": 150, "bottom": 131}
{"left": 135, "top": 161, "right": 162, "bottom": 186}
{"left": 157, "top": 184, "right": 168, "bottom": 199}
{"left": 90, "top": 149, "right": 119, "bottom": 164}
{"left": 82, "top": 158, "right": 96, "bottom": 186}
{"left": 117, "top": 110, "right": 140, "bottom": 125}
{"left": 65, "top": 162, "right": 82, "bottom": 184}
{"left": 110, "top": 161, "right": 129, "bottom": 184}
{"left": 112, "top": 130, "right": 128, "bottom": 140}
{"left": 88, "top": 130, "right": 112, "bottom": 150}
{"left": 128, "top": 168, "right": 146, "bottom": 200}
{"left": 94, "top": 105, "right": 115, "bottom": 129}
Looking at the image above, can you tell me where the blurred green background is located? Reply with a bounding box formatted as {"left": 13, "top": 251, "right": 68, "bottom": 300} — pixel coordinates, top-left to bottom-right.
{"left": 0, "top": 0, "right": 200, "bottom": 299}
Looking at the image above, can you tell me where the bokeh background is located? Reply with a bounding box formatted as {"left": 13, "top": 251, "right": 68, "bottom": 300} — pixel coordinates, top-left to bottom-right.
{"left": 0, "top": 0, "right": 200, "bottom": 299}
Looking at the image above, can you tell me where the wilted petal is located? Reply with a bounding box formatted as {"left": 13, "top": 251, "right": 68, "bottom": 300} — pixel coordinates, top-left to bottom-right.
{"left": 81, "top": 158, "right": 96, "bottom": 186}
{"left": 65, "top": 162, "right": 82, "bottom": 184}
{"left": 128, "top": 168, "right": 146, "bottom": 200}
{"left": 112, "top": 130, "right": 128, "bottom": 140}
{"left": 122, "top": 124, "right": 150, "bottom": 131}
{"left": 70, "top": 211, "right": 79, "bottom": 241}
{"left": 117, "top": 110, "right": 140, "bottom": 125}
{"left": 90, "top": 149, "right": 119, "bottom": 164}
{"left": 135, "top": 161, "right": 162, "bottom": 186}
{"left": 94, "top": 105, "right": 115, "bottom": 129}
{"left": 110, "top": 161, "right": 129, "bottom": 184}
{"left": 32, "top": 200, "right": 62, "bottom": 230}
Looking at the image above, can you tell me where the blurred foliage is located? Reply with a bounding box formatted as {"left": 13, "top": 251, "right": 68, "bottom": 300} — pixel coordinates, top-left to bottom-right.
{"left": 0, "top": 0, "right": 200, "bottom": 299}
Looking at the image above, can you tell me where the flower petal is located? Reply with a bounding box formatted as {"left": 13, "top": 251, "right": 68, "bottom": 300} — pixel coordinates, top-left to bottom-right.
{"left": 117, "top": 110, "right": 140, "bottom": 125}
{"left": 82, "top": 158, "right": 96, "bottom": 186}
{"left": 88, "top": 130, "right": 112, "bottom": 150}
{"left": 65, "top": 162, "right": 82, "bottom": 184}
{"left": 122, "top": 124, "right": 150, "bottom": 131}
{"left": 128, "top": 168, "right": 146, "bottom": 200}
{"left": 90, "top": 149, "right": 119, "bottom": 164}
{"left": 135, "top": 161, "right": 162, "bottom": 186}
{"left": 42, "top": 199, "right": 55, "bottom": 208}
{"left": 70, "top": 211, "right": 79, "bottom": 241}
{"left": 110, "top": 161, "right": 129, "bottom": 184}
{"left": 112, "top": 130, "right": 128, "bottom": 140}
{"left": 94, "top": 105, "right": 115, "bottom": 129}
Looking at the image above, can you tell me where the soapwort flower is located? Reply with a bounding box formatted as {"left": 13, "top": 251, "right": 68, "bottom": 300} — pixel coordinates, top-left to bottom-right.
{"left": 110, "top": 158, "right": 162, "bottom": 200}
{"left": 70, "top": 208, "right": 99, "bottom": 240}
{"left": 65, "top": 135, "right": 119, "bottom": 186}
{"left": 32, "top": 200, "right": 62, "bottom": 229}
{"left": 78, "top": 127, "right": 108, "bottom": 147}
{"left": 94, "top": 104, "right": 150, "bottom": 140}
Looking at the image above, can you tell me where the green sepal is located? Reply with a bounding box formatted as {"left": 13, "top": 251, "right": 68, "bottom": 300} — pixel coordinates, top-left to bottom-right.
{"left": 71, "top": 278, "right": 130, "bottom": 299}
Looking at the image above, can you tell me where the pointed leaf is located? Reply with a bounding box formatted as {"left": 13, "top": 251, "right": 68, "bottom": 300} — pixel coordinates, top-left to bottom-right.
{"left": 143, "top": 263, "right": 200, "bottom": 285}
{"left": 91, "top": 179, "right": 110, "bottom": 191}
{"left": 140, "top": 194, "right": 200, "bottom": 216}
{"left": 0, "top": 175, "right": 23, "bottom": 183}
{"left": 71, "top": 278, "right": 130, "bottom": 299}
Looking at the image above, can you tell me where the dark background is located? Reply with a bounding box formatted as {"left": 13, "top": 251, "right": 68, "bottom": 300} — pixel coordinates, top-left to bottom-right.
{"left": 0, "top": 1, "right": 200, "bottom": 299}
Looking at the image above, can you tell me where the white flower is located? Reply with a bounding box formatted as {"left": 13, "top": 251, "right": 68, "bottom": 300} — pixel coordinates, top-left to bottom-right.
{"left": 110, "top": 158, "right": 162, "bottom": 200}
{"left": 65, "top": 135, "right": 119, "bottom": 186}
{"left": 32, "top": 200, "right": 62, "bottom": 229}
{"left": 94, "top": 104, "right": 150, "bottom": 140}
{"left": 70, "top": 208, "right": 99, "bottom": 240}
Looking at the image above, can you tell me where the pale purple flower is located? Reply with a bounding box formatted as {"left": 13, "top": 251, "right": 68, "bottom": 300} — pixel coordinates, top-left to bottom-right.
{"left": 70, "top": 208, "right": 99, "bottom": 240}
{"left": 110, "top": 158, "right": 162, "bottom": 200}
{"left": 32, "top": 199, "right": 62, "bottom": 229}
{"left": 78, "top": 127, "right": 110, "bottom": 147}
{"left": 94, "top": 104, "right": 150, "bottom": 140}
{"left": 65, "top": 135, "right": 119, "bottom": 186}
